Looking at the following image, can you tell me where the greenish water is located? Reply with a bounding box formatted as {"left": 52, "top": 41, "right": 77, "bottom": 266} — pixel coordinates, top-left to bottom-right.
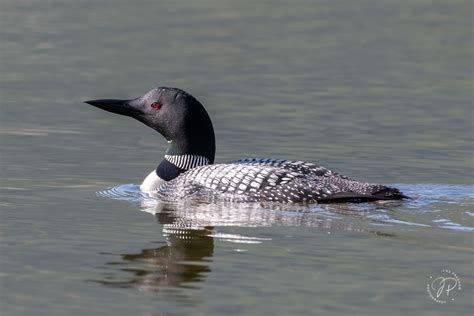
{"left": 1, "top": 1, "right": 473, "bottom": 315}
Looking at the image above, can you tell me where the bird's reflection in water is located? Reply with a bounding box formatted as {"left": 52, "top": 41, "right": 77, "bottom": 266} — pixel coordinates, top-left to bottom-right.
{"left": 95, "top": 186, "right": 399, "bottom": 292}
{"left": 96, "top": 209, "right": 214, "bottom": 292}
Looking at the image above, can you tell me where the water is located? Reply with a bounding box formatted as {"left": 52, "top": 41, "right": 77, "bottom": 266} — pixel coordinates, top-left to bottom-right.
{"left": 1, "top": 0, "right": 473, "bottom": 315}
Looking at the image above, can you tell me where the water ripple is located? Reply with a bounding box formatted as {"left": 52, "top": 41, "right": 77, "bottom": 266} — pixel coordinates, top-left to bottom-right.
{"left": 97, "top": 184, "right": 474, "bottom": 234}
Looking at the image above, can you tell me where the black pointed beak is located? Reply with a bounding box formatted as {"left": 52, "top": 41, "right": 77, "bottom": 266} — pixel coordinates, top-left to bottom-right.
{"left": 84, "top": 99, "right": 141, "bottom": 117}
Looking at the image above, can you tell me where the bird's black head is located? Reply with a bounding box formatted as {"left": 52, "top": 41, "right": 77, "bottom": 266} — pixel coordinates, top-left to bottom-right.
{"left": 85, "top": 87, "right": 215, "bottom": 163}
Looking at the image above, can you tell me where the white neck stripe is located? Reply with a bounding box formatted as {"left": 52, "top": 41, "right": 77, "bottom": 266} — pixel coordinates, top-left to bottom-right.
{"left": 165, "top": 154, "right": 210, "bottom": 170}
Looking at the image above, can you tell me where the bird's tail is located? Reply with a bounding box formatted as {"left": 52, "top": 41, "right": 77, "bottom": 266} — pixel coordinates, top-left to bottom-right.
{"left": 317, "top": 185, "right": 409, "bottom": 203}
{"left": 370, "top": 187, "right": 410, "bottom": 200}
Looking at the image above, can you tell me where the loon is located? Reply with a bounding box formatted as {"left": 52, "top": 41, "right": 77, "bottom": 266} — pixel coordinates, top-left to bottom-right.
{"left": 85, "top": 87, "right": 407, "bottom": 203}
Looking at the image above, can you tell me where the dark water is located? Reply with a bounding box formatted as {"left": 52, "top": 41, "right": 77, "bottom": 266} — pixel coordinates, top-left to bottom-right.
{"left": 1, "top": 0, "right": 473, "bottom": 315}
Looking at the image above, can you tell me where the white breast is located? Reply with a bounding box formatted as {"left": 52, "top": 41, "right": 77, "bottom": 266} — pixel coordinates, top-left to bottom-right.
{"left": 140, "top": 170, "right": 165, "bottom": 192}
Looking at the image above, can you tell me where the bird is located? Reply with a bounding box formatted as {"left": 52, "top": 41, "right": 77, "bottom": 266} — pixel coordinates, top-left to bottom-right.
{"left": 85, "top": 87, "right": 407, "bottom": 203}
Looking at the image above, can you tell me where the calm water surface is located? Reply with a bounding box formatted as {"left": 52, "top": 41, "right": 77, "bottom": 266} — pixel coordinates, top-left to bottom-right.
{"left": 1, "top": 1, "right": 473, "bottom": 315}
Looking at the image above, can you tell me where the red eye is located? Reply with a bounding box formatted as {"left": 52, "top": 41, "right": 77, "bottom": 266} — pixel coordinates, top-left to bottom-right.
{"left": 151, "top": 102, "right": 162, "bottom": 109}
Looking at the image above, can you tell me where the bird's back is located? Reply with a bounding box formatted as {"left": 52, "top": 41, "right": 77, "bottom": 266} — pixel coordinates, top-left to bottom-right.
{"left": 155, "top": 158, "right": 405, "bottom": 203}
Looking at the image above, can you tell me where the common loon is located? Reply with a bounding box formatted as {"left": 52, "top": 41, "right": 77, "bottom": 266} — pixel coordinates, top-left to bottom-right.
{"left": 85, "top": 87, "right": 407, "bottom": 203}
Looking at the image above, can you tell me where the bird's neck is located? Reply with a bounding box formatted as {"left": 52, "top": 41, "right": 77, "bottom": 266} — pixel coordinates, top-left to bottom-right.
{"left": 156, "top": 140, "right": 215, "bottom": 182}
{"left": 156, "top": 103, "right": 216, "bottom": 181}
